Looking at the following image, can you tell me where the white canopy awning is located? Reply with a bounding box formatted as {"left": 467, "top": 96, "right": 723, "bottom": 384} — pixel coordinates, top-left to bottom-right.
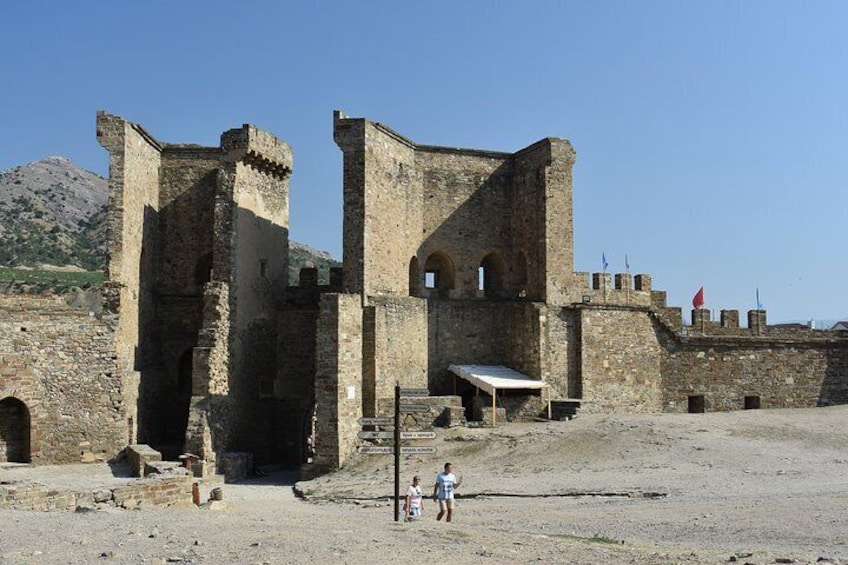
{"left": 449, "top": 364, "right": 547, "bottom": 397}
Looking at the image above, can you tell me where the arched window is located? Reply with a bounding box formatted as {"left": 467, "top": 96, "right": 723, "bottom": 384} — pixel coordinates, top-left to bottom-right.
{"left": 0, "top": 397, "right": 31, "bottom": 463}
{"left": 423, "top": 252, "right": 455, "bottom": 296}
{"left": 408, "top": 256, "right": 421, "bottom": 297}
{"left": 479, "top": 252, "right": 507, "bottom": 299}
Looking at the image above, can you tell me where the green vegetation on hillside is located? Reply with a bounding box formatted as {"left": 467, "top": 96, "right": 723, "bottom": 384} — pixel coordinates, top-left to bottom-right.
{"left": 0, "top": 267, "right": 104, "bottom": 295}
{"left": 288, "top": 245, "right": 341, "bottom": 285}
{"left": 0, "top": 200, "right": 107, "bottom": 270}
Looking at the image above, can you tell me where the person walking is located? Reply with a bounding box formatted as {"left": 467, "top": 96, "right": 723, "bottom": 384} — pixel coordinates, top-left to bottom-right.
{"left": 433, "top": 462, "right": 463, "bottom": 522}
{"left": 404, "top": 475, "right": 424, "bottom": 521}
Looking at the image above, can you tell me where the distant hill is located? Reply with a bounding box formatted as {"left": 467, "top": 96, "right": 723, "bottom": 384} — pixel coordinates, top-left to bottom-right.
{"left": 0, "top": 156, "right": 108, "bottom": 270}
{"left": 0, "top": 156, "right": 339, "bottom": 292}
{"left": 288, "top": 241, "right": 340, "bottom": 285}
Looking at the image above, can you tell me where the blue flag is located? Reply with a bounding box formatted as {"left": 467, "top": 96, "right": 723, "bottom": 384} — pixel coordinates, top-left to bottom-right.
{"left": 602, "top": 252, "right": 609, "bottom": 272}
{"left": 625, "top": 254, "right": 630, "bottom": 272}
{"left": 756, "top": 288, "right": 763, "bottom": 311}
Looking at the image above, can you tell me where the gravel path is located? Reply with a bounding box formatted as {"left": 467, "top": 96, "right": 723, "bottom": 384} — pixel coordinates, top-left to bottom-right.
{"left": 2, "top": 406, "right": 847, "bottom": 564}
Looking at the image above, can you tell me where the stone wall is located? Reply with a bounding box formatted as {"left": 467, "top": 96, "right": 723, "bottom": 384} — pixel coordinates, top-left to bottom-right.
{"left": 221, "top": 128, "right": 292, "bottom": 465}
{"left": 158, "top": 148, "right": 219, "bottom": 295}
{"left": 96, "top": 111, "right": 163, "bottom": 446}
{"left": 578, "top": 306, "right": 664, "bottom": 413}
{"left": 539, "top": 305, "right": 578, "bottom": 399}
{"left": 333, "top": 113, "right": 579, "bottom": 303}
{"left": 336, "top": 116, "right": 419, "bottom": 297}
{"left": 662, "top": 337, "right": 848, "bottom": 412}
{"left": 0, "top": 295, "right": 124, "bottom": 464}
{"left": 313, "top": 294, "right": 363, "bottom": 471}
{"left": 509, "top": 138, "right": 577, "bottom": 304}
{"left": 415, "top": 146, "right": 513, "bottom": 299}
{"left": 427, "top": 300, "right": 506, "bottom": 393}
{"left": 0, "top": 474, "right": 192, "bottom": 511}
{"left": 364, "top": 296, "right": 428, "bottom": 416}
{"left": 502, "top": 302, "right": 545, "bottom": 384}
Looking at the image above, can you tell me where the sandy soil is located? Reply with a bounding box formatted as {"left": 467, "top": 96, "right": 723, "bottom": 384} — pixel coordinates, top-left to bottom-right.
{"left": 2, "top": 406, "right": 847, "bottom": 564}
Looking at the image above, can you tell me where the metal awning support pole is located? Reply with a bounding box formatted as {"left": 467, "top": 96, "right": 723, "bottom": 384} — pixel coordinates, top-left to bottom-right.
{"left": 492, "top": 389, "right": 496, "bottom": 426}
{"left": 546, "top": 386, "right": 551, "bottom": 420}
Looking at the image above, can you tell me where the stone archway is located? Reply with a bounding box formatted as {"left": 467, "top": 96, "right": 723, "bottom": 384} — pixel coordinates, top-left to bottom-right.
{"left": 0, "top": 397, "right": 31, "bottom": 463}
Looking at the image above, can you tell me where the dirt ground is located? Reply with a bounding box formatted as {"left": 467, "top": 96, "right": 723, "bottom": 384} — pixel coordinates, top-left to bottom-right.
{"left": 2, "top": 405, "right": 847, "bottom": 564}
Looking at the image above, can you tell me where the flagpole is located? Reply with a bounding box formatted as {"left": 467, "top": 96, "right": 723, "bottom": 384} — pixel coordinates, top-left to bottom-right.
{"left": 602, "top": 252, "right": 608, "bottom": 304}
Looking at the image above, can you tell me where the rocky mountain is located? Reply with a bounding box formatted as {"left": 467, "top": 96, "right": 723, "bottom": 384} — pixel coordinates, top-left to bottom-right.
{"left": 0, "top": 156, "right": 339, "bottom": 287}
{"left": 0, "top": 156, "right": 108, "bottom": 270}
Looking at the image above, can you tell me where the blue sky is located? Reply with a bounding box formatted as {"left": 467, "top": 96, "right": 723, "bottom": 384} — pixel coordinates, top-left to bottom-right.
{"left": 2, "top": 1, "right": 846, "bottom": 323}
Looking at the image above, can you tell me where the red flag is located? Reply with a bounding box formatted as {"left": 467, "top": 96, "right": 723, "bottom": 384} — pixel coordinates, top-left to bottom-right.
{"left": 692, "top": 286, "right": 705, "bottom": 309}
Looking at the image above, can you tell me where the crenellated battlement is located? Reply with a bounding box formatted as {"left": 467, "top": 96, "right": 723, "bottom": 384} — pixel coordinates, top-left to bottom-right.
{"left": 283, "top": 267, "right": 344, "bottom": 306}
{"left": 569, "top": 272, "right": 654, "bottom": 307}
{"left": 680, "top": 307, "right": 838, "bottom": 339}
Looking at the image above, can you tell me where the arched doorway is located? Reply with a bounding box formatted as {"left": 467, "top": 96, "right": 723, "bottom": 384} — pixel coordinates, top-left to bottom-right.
{"left": 0, "top": 397, "right": 31, "bottom": 463}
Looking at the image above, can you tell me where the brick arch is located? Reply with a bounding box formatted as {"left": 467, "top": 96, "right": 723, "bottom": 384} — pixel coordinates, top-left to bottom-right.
{"left": 0, "top": 396, "right": 31, "bottom": 463}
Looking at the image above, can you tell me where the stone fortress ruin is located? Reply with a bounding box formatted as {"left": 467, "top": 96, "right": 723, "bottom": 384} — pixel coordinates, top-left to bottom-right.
{"left": 2, "top": 111, "right": 847, "bottom": 476}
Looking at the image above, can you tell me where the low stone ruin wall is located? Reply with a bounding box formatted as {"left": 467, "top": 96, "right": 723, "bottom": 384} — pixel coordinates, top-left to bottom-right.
{"left": 0, "top": 474, "right": 193, "bottom": 512}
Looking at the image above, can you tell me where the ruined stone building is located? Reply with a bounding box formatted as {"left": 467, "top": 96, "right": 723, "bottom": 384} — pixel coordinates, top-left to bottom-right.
{"left": 2, "top": 111, "right": 848, "bottom": 472}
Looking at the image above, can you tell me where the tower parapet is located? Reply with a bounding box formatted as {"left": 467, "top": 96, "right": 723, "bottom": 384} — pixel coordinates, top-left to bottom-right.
{"left": 221, "top": 124, "right": 293, "bottom": 179}
{"left": 572, "top": 272, "right": 654, "bottom": 307}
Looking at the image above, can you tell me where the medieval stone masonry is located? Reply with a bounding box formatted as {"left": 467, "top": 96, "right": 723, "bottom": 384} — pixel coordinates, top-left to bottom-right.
{"left": 1, "top": 111, "right": 846, "bottom": 474}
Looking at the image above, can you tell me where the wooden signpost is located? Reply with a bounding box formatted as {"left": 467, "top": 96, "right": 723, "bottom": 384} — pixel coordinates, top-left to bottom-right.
{"left": 356, "top": 383, "right": 438, "bottom": 522}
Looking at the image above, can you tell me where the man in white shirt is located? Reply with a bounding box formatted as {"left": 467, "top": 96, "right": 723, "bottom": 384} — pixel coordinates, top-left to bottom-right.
{"left": 433, "top": 462, "right": 463, "bottom": 522}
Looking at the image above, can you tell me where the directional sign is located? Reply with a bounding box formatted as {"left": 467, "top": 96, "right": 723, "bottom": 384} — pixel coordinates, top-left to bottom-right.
{"left": 358, "top": 417, "right": 395, "bottom": 426}
{"left": 399, "top": 404, "right": 429, "bottom": 413}
{"left": 399, "top": 388, "right": 429, "bottom": 397}
{"left": 400, "top": 431, "right": 436, "bottom": 440}
{"left": 400, "top": 446, "right": 437, "bottom": 455}
{"left": 357, "top": 431, "right": 394, "bottom": 439}
{"left": 358, "top": 446, "right": 393, "bottom": 454}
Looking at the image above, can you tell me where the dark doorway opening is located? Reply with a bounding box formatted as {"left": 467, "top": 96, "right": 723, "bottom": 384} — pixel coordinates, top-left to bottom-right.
{"left": 170, "top": 349, "right": 194, "bottom": 456}
{"left": 688, "top": 395, "right": 705, "bottom": 414}
{"left": 744, "top": 395, "right": 761, "bottom": 409}
{"left": 0, "top": 397, "right": 31, "bottom": 463}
